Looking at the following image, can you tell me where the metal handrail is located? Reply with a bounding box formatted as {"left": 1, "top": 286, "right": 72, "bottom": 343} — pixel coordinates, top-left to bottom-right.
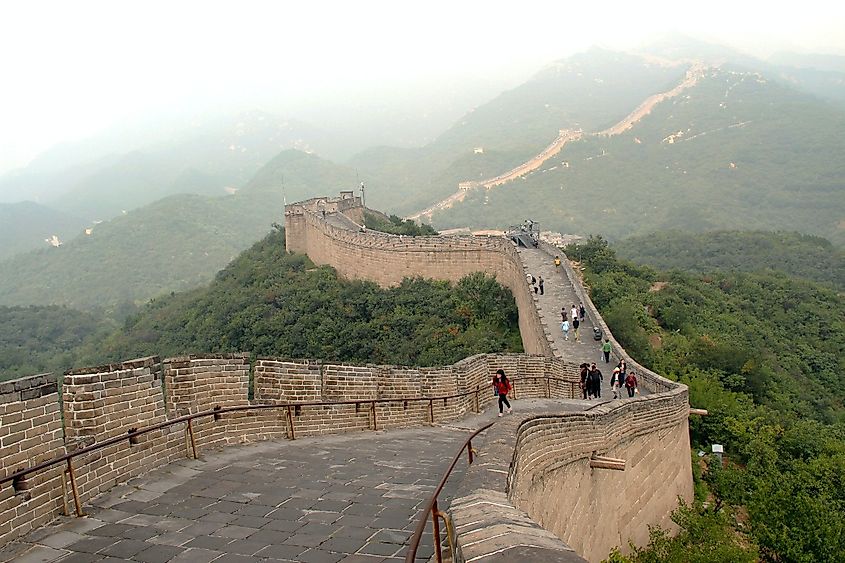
{"left": 1, "top": 374, "right": 575, "bottom": 518}
{"left": 405, "top": 422, "right": 495, "bottom": 563}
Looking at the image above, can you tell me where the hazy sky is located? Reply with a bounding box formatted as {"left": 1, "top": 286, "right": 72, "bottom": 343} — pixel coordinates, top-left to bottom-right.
{"left": 2, "top": 0, "right": 844, "bottom": 173}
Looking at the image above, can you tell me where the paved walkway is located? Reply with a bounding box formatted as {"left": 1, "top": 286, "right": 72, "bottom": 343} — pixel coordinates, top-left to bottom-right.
{"left": 519, "top": 247, "right": 604, "bottom": 363}
{"left": 3, "top": 400, "right": 592, "bottom": 563}
{"left": 518, "top": 247, "right": 636, "bottom": 398}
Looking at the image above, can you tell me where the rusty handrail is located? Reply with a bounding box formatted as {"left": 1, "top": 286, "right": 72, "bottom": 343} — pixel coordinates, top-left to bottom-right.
{"left": 405, "top": 421, "right": 495, "bottom": 563}
{"left": 0, "top": 375, "right": 575, "bottom": 513}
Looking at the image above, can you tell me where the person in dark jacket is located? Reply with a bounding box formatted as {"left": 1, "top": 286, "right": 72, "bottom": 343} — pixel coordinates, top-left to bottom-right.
{"left": 588, "top": 363, "right": 603, "bottom": 398}
{"left": 579, "top": 363, "right": 589, "bottom": 399}
{"left": 492, "top": 369, "right": 512, "bottom": 416}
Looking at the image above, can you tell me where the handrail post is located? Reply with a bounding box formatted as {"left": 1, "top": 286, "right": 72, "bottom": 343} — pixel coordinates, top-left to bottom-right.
{"left": 286, "top": 406, "right": 296, "bottom": 440}
{"left": 546, "top": 378, "right": 550, "bottom": 399}
{"left": 512, "top": 380, "right": 517, "bottom": 399}
{"left": 432, "top": 498, "right": 443, "bottom": 563}
{"left": 474, "top": 387, "right": 479, "bottom": 413}
{"left": 429, "top": 399, "right": 434, "bottom": 424}
{"left": 186, "top": 419, "right": 198, "bottom": 459}
{"left": 66, "top": 458, "right": 84, "bottom": 517}
{"left": 467, "top": 439, "right": 474, "bottom": 464}
{"left": 371, "top": 401, "right": 377, "bottom": 431}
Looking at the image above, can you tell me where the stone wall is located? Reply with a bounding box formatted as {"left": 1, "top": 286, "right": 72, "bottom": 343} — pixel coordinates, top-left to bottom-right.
{"left": 284, "top": 200, "right": 553, "bottom": 356}
{"left": 0, "top": 375, "right": 65, "bottom": 547}
{"left": 62, "top": 358, "right": 186, "bottom": 506}
{"left": 0, "top": 353, "right": 578, "bottom": 549}
{"left": 508, "top": 391, "right": 692, "bottom": 560}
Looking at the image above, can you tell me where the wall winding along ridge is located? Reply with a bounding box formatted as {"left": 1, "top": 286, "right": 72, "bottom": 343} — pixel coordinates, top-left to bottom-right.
{"left": 0, "top": 353, "right": 579, "bottom": 548}
{"left": 1, "top": 194, "right": 691, "bottom": 562}
{"left": 286, "top": 195, "right": 692, "bottom": 561}
{"left": 285, "top": 195, "right": 552, "bottom": 356}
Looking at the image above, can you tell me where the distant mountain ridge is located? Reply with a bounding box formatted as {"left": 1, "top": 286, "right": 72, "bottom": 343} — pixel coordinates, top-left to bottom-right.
{"left": 0, "top": 111, "right": 332, "bottom": 220}
{"left": 0, "top": 150, "right": 357, "bottom": 310}
{"left": 0, "top": 202, "right": 86, "bottom": 260}
{"left": 409, "top": 48, "right": 845, "bottom": 245}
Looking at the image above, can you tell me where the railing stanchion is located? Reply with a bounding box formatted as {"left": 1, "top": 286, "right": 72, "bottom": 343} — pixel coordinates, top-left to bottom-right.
{"left": 371, "top": 401, "right": 377, "bottom": 431}
{"left": 287, "top": 406, "right": 296, "bottom": 440}
{"left": 429, "top": 399, "right": 434, "bottom": 424}
{"left": 512, "top": 381, "right": 517, "bottom": 399}
{"left": 546, "top": 378, "right": 550, "bottom": 398}
{"left": 474, "top": 387, "right": 479, "bottom": 413}
{"left": 432, "top": 498, "right": 443, "bottom": 563}
{"left": 467, "top": 439, "right": 474, "bottom": 464}
{"left": 66, "top": 458, "right": 84, "bottom": 517}
{"left": 60, "top": 470, "right": 70, "bottom": 516}
{"left": 186, "top": 419, "right": 198, "bottom": 459}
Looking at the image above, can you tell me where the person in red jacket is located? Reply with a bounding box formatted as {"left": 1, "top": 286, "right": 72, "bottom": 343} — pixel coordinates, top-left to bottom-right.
{"left": 492, "top": 369, "right": 512, "bottom": 417}
{"left": 625, "top": 371, "right": 639, "bottom": 398}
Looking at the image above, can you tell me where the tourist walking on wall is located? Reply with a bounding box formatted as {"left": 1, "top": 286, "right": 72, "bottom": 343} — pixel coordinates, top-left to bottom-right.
{"left": 561, "top": 319, "right": 570, "bottom": 341}
{"left": 579, "top": 363, "right": 589, "bottom": 399}
{"left": 587, "top": 363, "right": 603, "bottom": 399}
{"left": 572, "top": 317, "right": 580, "bottom": 342}
{"left": 561, "top": 307, "right": 567, "bottom": 323}
{"left": 493, "top": 369, "right": 512, "bottom": 416}
{"left": 538, "top": 276, "right": 544, "bottom": 295}
{"left": 625, "top": 371, "right": 639, "bottom": 398}
{"left": 579, "top": 303, "right": 586, "bottom": 321}
{"left": 570, "top": 305, "right": 578, "bottom": 323}
{"left": 554, "top": 255, "right": 561, "bottom": 268}
{"left": 610, "top": 367, "right": 622, "bottom": 399}
{"left": 602, "top": 339, "right": 612, "bottom": 363}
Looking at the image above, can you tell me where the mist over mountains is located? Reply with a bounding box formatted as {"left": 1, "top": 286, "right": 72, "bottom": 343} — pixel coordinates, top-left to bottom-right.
{"left": 1, "top": 37, "right": 843, "bottom": 310}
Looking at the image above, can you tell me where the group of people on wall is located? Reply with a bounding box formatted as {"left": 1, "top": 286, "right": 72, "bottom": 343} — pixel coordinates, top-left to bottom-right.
{"left": 579, "top": 358, "right": 639, "bottom": 400}
{"left": 491, "top": 356, "right": 640, "bottom": 418}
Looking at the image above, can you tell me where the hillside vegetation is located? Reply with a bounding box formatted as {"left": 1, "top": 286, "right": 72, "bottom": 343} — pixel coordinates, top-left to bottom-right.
{"left": 614, "top": 231, "right": 845, "bottom": 289}
{"left": 0, "top": 151, "right": 360, "bottom": 310}
{"left": 424, "top": 58, "right": 845, "bottom": 245}
{"left": 571, "top": 237, "right": 844, "bottom": 561}
{"left": 351, "top": 48, "right": 686, "bottom": 215}
{"left": 0, "top": 201, "right": 86, "bottom": 260}
{"left": 76, "top": 228, "right": 521, "bottom": 366}
{"left": 0, "top": 306, "right": 116, "bottom": 380}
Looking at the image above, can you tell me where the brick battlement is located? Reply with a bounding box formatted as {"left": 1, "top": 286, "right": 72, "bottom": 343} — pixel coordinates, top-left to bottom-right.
{"left": 1, "top": 195, "right": 691, "bottom": 560}
{"left": 0, "top": 353, "right": 578, "bottom": 548}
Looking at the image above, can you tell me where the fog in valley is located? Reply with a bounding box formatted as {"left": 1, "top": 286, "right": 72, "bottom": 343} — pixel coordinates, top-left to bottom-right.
{"left": 3, "top": 1, "right": 844, "bottom": 177}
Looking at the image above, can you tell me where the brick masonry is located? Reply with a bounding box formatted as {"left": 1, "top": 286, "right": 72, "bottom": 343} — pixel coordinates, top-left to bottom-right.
{"left": 0, "top": 375, "right": 65, "bottom": 548}
{"left": 0, "top": 353, "right": 578, "bottom": 550}
{"left": 0, "top": 194, "right": 693, "bottom": 560}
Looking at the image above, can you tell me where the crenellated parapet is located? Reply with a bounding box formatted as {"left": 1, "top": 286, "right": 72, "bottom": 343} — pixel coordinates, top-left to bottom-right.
{"left": 0, "top": 353, "right": 579, "bottom": 548}
{"left": 284, "top": 196, "right": 554, "bottom": 356}
{"left": 282, "top": 194, "right": 692, "bottom": 560}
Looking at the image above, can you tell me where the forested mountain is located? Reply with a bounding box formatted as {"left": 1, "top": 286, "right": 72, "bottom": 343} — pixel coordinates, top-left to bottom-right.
{"left": 350, "top": 48, "right": 687, "bottom": 214}
{"left": 0, "top": 305, "right": 116, "bottom": 380}
{"left": 427, "top": 59, "right": 845, "bottom": 244}
{"left": 0, "top": 111, "right": 330, "bottom": 222}
{"left": 0, "top": 201, "right": 87, "bottom": 259}
{"left": 614, "top": 231, "right": 845, "bottom": 289}
{"left": 0, "top": 150, "right": 361, "bottom": 310}
{"left": 572, "top": 237, "right": 845, "bottom": 561}
{"left": 80, "top": 228, "right": 521, "bottom": 366}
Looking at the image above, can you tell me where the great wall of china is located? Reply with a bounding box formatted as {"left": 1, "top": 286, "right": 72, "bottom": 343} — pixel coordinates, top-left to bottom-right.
{"left": 1, "top": 194, "right": 693, "bottom": 562}
{"left": 409, "top": 62, "right": 709, "bottom": 224}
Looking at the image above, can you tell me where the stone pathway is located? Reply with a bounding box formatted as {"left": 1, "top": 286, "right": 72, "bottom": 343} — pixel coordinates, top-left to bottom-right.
{"left": 4, "top": 430, "right": 467, "bottom": 563}
{"left": 3, "top": 400, "right": 590, "bottom": 563}
{"left": 518, "top": 247, "right": 636, "bottom": 398}
{"left": 518, "top": 247, "right": 604, "bottom": 363}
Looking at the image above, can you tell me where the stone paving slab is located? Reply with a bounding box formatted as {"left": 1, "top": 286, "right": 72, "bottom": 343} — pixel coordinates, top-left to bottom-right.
{"left": 5, "top": 411, "right": 529, "bottom": 563}
{"left": 4, "top": 396, "right": 593, "bottom": 563}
